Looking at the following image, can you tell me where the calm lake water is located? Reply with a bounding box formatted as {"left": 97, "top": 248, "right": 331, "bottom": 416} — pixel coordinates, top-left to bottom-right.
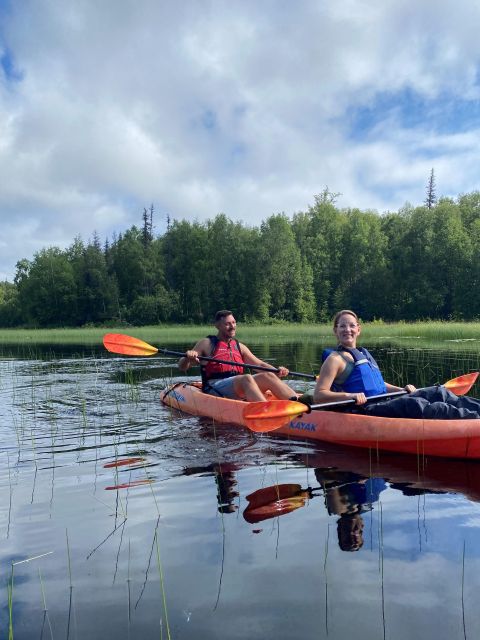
{"left": 1, "top": 339, "right": 480, "bottom": 639}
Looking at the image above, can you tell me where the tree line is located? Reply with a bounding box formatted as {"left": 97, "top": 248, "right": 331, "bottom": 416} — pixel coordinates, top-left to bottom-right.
{"left": 1, "top": 190, "right": 479, "bottom": 327}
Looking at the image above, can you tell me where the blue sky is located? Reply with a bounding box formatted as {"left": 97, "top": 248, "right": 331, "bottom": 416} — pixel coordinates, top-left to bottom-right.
{"left": 1, "top": 0, "right": 480, "bottom": 280}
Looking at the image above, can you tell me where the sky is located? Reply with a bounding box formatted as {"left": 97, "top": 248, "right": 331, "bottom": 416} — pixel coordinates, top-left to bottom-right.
{"left": 1, "top": 0, "right": 480, "bottom": 281}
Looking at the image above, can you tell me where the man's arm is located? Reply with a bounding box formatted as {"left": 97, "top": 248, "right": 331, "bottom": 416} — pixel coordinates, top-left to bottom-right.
{"left": 239, "top": 343, "right": 289, "bottom": 377}
{"left": 178, "top": 338, "right": 210, "bottom": 372}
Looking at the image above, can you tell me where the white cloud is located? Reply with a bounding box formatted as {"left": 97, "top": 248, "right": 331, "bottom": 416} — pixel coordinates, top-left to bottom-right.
{"left": 1, "top": 0, "right": 480, "bottom": 279}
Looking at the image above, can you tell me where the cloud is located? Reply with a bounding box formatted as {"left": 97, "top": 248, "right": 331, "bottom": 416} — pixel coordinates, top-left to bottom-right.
{"left": 1, "top": 0, "right": 480, "bottom": 279}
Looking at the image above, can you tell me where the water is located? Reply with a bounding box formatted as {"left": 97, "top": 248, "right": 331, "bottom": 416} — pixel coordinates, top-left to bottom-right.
{"left": 1, "top": 342, "right": 480, "bottom": 639}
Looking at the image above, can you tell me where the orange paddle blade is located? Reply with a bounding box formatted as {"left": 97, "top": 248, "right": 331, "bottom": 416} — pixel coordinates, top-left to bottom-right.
{"left": 242, "top": 400, "right": 306, "bottom": 432}
{"left": 243, "top": 495, "right": 308, "bottom": 524}
{"left": 444, "top": 372, "right": 479, "bottom": 396}
{"left": 246, "top": 484, "right": 303, "bottom": 508}
{"left": 105, "top": 478, "right": 153, "bottom": 490}
{"left": 103, "top": 333, "right": 158, "bottom": 356}
{"left": 103, "top": 457, "right": 145, "bottom": 468}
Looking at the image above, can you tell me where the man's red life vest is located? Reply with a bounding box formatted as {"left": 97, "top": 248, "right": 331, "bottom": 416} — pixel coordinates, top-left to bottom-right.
{"left": 202, "top": 336, "right": 244, "bottom": 387}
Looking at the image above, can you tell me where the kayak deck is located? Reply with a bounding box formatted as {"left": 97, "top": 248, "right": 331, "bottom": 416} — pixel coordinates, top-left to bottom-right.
{"left": 160, "top": 382, "right": 480, "bottom": 459}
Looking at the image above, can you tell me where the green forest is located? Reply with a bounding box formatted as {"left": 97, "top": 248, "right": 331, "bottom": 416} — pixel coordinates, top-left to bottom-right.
{"left": 1, "top": 189, "right": 480, "bottom": 327}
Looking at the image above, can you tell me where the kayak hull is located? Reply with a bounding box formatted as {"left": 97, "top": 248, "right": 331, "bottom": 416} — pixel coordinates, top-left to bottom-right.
{"left": 160, "top": 382, "right": 480, "bottom": 459}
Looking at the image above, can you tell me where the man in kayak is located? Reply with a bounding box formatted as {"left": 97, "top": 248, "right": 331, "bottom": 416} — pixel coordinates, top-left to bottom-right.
{"left": 313, "top": 309, "right": 480, "bottom": 419}
{"left": 178, "top": 310, "right": 299, "bottom": 402}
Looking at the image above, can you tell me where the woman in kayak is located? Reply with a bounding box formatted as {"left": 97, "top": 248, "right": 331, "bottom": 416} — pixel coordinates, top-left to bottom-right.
{"left": 178, "top": 309, "right": 298, "bottom": 402}
{"left": 314, "top": 310, "right": 480, "bottom": 419}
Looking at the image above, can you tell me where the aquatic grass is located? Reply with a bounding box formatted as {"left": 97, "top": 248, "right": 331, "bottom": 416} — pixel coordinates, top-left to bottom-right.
{"left": 127, "top": 539, "right": 132, "bottom": 627}
{"left": 106, "top": 443, "right": 129, "bottom": 522}
{"left": 38, "top": 567, "right": 54, "bottom": 640}
{"left": 379, "top": 500, "right": 386, "bottom": 640}
{"left": 0, "top": 321, "right": 480, "bottom": 350}
{"left": 124, "top": 365, "right": 140, "bottom": 404}
{"left": 323, "top": 522, "right": 330, "bottom": 637}
{"left": 6, "top": 452, "right": 13, "bottom": 540}
{"left": 7, "top": 553, "right": 54, "bottom": 639}
{"left": 7, "top": 563, "right": 14, "bottom": 640}
{"left": 155, "top": 529, "right": 172, "bottom": 640}
{"left": 373, "top": 345, "right": 480, "bottom": 397}
{"left": 462, "top": 540, "right": 467, "bottom": 640}
{"left": 65, "top": 533, "right": 78, "bottom": 640}
{"left": 66, "top": 528, "right": 73, "bottom": 588}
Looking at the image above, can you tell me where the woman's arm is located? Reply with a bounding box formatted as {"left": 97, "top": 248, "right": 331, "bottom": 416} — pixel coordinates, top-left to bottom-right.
{"left": 313, "top": 354, "right": 368, "bottom": 405}
{"left": 384, "top": 382, "right": 416, "bottom": 393}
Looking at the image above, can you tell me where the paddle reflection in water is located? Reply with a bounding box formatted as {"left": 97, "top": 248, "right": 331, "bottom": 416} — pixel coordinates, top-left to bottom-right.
{"left": 242, "top": 466, "right": 387, "bottom": 552}
{"left": 225, "top": 442, "right": 480, "bottom": 557}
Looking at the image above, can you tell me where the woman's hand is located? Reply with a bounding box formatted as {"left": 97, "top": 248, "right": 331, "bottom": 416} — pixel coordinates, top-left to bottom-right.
{"left": 350, "top": 392, "right": 367, "bottom": 405}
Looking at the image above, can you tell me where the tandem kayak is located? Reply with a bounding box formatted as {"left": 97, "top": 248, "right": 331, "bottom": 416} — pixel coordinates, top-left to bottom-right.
{"left": 160, "top": 382, "right": 480, "bottom": 460}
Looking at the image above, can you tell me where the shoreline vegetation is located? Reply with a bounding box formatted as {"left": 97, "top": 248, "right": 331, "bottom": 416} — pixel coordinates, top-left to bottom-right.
{"left": 2, "top": 192, "right": 480, "bottom": 329}
{"left": 0, "top": 321, "right": 479, "bottom": 350}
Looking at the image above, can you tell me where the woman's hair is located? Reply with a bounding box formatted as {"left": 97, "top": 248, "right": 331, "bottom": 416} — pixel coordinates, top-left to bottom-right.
{"left": 333, "top": 310, "right": 359, "bottom": 327}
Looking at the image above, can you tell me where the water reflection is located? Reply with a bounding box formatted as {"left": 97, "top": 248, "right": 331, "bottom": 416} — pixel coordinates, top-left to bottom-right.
{"left": 318, "top": 470, "right": 387, "bottom": 552}
{"left": 1, "top": 345, "right": 480, "bottom": 639}
{"left": 187, "top": 441, "right": 480, "bottom": 558}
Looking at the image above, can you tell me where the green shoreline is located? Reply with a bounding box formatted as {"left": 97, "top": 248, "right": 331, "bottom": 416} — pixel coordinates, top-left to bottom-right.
{"left": 0, "top": 321, "right": 479, "bottom": 349}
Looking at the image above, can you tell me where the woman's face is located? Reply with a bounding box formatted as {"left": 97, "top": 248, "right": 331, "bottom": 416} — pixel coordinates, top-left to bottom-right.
{"left": 334, "top": 313, "right": 361, "bottom": 347}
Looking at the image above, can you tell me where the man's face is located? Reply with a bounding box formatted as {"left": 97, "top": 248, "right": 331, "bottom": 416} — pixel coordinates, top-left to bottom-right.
{"left": 216, "top": 314, "right": 237, "bottom": 339}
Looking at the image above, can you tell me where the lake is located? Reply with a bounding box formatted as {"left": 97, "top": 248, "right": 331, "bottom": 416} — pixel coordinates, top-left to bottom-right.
{"left": 1, "top": 339, "right": 480, "bottom": 639}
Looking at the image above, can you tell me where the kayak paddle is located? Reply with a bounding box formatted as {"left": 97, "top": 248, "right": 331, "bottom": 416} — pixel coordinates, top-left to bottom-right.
{"left": 103, "top": 333, "right": 316, "bottom": 379}
{"left": 241, "top": 399, "right": 310, "bottom": 432}
{"left": 245, "top": 483, "right": 304, "bottom": 507}
{"left": 242, "top": 372, "right": 479, "bottom": 431}
{"left": 243, "top": 494, "right": 308, "bottom": 523}
{"left": 304, "top": 371, "right": 480, "bottom": 411}
{"left": 103, "top": 334, "right": 479, "bottom": 433}
{"left": 243, "top": 483, "right": 319, "bottom": 523}
{"left": 444, "top": 372, "right": 480, "bottom": 395}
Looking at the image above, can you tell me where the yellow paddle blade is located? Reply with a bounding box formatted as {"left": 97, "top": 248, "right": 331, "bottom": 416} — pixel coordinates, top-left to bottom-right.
{"left": 444, "top": 372, "right": 479, "bottom": 396}
{"left": 242, "top": 400, "right": 306, "bottom": 432}
{"left": 103, "top": 333, "right": 158, "bottom": 356}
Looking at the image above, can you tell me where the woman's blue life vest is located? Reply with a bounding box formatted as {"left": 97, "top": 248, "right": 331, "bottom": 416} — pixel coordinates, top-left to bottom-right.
{"left": 321, "top": 346, "right": 387, "bottom": 397}
{"left": 201, "top": 335, "right": 244, "bottom": 391}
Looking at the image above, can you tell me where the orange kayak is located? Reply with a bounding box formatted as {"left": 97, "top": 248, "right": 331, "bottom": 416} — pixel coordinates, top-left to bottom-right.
{"left": 160, "top": 382, "right": 480, "bottom": 459}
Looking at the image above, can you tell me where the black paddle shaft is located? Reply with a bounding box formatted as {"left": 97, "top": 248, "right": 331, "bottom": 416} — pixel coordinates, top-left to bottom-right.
{"left": 309, "top": 390, "right": 407, "bottom": 411}
{"left": 158, "top": 348, "right": 316, "bottom": 380}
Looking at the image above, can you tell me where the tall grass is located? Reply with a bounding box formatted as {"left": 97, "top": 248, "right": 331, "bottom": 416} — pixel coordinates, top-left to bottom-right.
{"left": 0, "top": 321, "right": 480, "bottom": 349}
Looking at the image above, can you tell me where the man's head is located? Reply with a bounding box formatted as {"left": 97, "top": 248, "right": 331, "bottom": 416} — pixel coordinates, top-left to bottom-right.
{"left": 214, "top": 310, "right": 234, "bottom": 323}
{"left": 214, "top": 310, "right": 236, "bottom": 340}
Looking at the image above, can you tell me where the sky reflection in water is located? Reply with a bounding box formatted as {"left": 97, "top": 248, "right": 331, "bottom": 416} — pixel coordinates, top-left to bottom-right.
{"left": 0, "top": 345, "right": 479, "bottom": 639}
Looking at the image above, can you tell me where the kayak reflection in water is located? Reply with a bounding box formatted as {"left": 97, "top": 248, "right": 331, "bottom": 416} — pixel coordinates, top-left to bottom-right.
{"left": 178, "top": 309, "right": 298, "bottom": 402}
{"left": 313, "top": 309, "right": 480, "bottom": 419}
{"left": 317, "top": 469, "right": 387, "bottom": 552}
